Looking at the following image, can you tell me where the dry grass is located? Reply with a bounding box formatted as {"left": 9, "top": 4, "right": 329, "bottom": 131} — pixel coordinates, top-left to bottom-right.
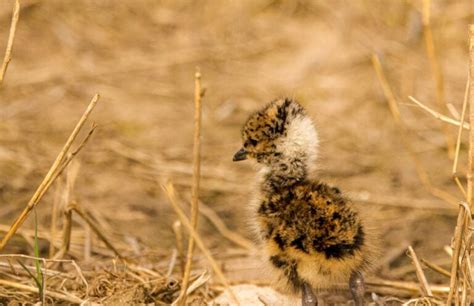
{"left": 0, "top": 0, "right": 472, "bottom": 304}
{"left": 177, "top": 69, "right": 203, "bottom": 306}
{"left": 0, "top": 0, "right": 19, "bottom": 84}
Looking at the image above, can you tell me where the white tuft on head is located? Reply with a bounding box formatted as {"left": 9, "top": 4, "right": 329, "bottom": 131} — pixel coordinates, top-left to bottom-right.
{"left": 278, "top": 115, "right": 319, "bottom": 172}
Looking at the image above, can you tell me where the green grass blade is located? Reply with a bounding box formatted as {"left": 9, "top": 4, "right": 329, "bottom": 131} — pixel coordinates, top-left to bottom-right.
{"left": 33, "top": 208, "right": 44, "bottom": 300}
{"left": 16, "top": 259, "right": 42, "bottom": 290}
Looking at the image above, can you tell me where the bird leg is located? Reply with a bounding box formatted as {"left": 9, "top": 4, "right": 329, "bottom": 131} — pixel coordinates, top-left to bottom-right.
{"left": 302, "top": 282, "right": 317, "bottom": 306}
{"left": 349, "top": 271, "right": 365, "bottom": 306}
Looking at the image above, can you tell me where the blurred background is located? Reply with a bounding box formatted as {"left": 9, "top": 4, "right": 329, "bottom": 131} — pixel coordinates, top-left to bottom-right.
{"left": 0, "top": 0, "right": 472, "bottom": 304}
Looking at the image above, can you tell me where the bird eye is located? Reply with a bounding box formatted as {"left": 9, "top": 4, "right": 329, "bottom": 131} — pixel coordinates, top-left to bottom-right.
{"left": 244, "top": 139, "right": 257, "bottom": 147}
{"left": 248, "top": 138, "right": 258, "bottom": 146}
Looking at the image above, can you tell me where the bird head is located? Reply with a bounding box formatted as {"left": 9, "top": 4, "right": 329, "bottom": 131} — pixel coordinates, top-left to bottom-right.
{"left": 233, "top": 98, "right": 319, "bottom": 172}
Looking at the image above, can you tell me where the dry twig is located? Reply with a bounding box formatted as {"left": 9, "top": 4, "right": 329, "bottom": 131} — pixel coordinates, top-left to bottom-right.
{"left": 422, "top": 0, "right": 455, "bottom": 158}
{"left": 0, "top": 0, "right": 20, "bottom": 84}
{"left": 49, "top": 182, "right": 62, "bottom": 258}
{"left": 166, "top": 249, "right": 178, "bottom": 278}
{"left": 178, "top": 69, "right": 203, "bottom": 306}
{"left": 71, "top": 203, "right": 124, "bottom": 259}
{"left": 52, "top": 160, "right": 80, "bottom": 261}
{"left": 452, "top": 78, "right": 470, "bottom": 197}
{"left": 408, "top": 96, "right": 469, "bottom": 130}
{"left": 193, "top": 199, "right": 253, "bottom": 251}
{"left": 0, "top": 254, "right": 88, "bottom": 289}
{"left": 172, "top": 220, "right": 185, "bottom": 276}
{"left": 420, "top": 258, "right": 451, "bottom": 278}
{"left": 366, "top": 279, "right": 449, "bottom": 294}
{"left": 53, "top": 203, "right": 73, "bottom": 261}
{"left": 468, "top": 25, "right": 474, "bottom": 211}
{"left": 163, "top": 182, "right": 240, "bottom": 305}
{"left": 0, "top": 94, "right": 100, "bottom": 251}
{"left": 446, "top": 203, "right": 469, "bottom": 305}
{"left": 185, "top": 271, "right": 210, "bottom": 296}
{"left": 407, "top": 246, "right": 432, "bottom": 297}
{"left": 0, "top": 278, "right": 84, "bottom": 304}
{"left": 372, "top": 55, "right": 457, "bottom": 206}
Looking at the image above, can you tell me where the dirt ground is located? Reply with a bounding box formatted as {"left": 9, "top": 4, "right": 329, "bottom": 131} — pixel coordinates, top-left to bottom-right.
{"left": 0, "top": 0, "right": 472, "bottom": 304}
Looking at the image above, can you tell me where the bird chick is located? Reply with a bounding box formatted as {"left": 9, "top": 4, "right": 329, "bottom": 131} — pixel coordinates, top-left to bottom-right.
{"left": 233, "top": 98, "right": 371, "bottom": 306}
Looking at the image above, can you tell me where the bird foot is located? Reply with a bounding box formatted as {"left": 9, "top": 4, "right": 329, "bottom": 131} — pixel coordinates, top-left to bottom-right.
{"left": 302, "top": 282, "right": 317, "bottom": 306}
{"left": 349, "top": 271, "right": 365, "bottom": 306}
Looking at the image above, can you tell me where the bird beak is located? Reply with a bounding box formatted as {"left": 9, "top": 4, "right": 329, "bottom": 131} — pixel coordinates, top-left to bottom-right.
{"left": 233, "top": 148, "right": 248, "bottom": 161}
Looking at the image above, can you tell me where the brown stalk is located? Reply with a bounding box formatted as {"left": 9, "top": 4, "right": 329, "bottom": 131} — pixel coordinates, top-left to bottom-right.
{"left": 33, "top": 125, "right": 96, "bottom": 238}
{"left": 461, "top": 278, "right": 467, "bottom": 306}
{"left": 421, "top": 258, "right": 451, "bottom": 278}
{"left": 185, "top": 271, "right": 210, "bottom": 296}
{"left": 372, "top": 55, "right": 457, "bottom": 206}
{"left": 172, "top": 220, "right": 185, "bottom": 276}
{"left": 0, "top": 0, "right": 20, "bottom": 84}
{"left": 446, "top": 204, "right": 467, "bottom": 305}
{"left": 366, "top": 279, "right": 449, "bottom": 294}
{"left": 468, "top": 25, "right": 474, "bottom": 210}
{"left": 6, "top": 259, "right": 16, "bottom": 276}
{"left": 0, "top": 253, "right": 82, "bottom": 263}
{"left": 408, "top": 96, "right": 470, "bottom": 130}
{"left": 51, "top": 124, "right": 97, "bottom": 187}
{"left": 457, "top": 26, "right": 474, "bottom": 304}
{"left": 452, "top": 78, "right": 470, "bottom": 198}
{"left": 61, "top": 205, "right": 72, "bottom": 255}
{"left": 0, "top": 254, "right": 88, "bottom": 290}
{"left": 407, "top": 246, "right": 432, "bottom": 296}
{"left": 178, "top": 69, "right": 203, "bottom": 306}
{"left": 127, "top": 264, "right": 161, "bottom": 278}
{"left": 457, "top": 202, "right": 471, "bottom": 305}
{"left": 195, "top": 199, "right": 253, "bottom": 250}
{"left": 422, "top": 0, "right": 455, "bottom": 158}
{"left": 0, "top": 278, "right": 83, "bottom": 304}
{"left": 83, "top": 224, "right": 91, "bottom": 261}
{"left": 166, "top": 249, "right": 178, "bottom": 278}
{"left": 0, "top": 260, "right": 65, "bottom": 279}
{"left": 48, "top": 181, "right": 62, "bottom": 258}
{"left": 0, "top": 94, "right": 100, "bottom": 251}
{"left": 163, "top": 182, "right": 240, "bottom": 305}
{"left": 52, "top": 157, "right": 79, "bottom": 261}
{"left": 447, "top": 103, "right": 461, "bottom": 120}
{"left": 51, "top": 204, "right": 73, "bottom": 262}
{"left": 71, "top": 203, "right": 124, "bottom": 259}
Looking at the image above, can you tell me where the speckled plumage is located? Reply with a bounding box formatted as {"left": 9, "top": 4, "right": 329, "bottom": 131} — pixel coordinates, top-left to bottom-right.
{"left": 234, "top": 98, "right": 372, "bottom": 305}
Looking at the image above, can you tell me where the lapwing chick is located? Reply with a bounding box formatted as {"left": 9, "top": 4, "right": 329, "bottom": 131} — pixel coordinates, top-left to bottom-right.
{"left": 233, "top": 98, "right": 371, "bottom": 306}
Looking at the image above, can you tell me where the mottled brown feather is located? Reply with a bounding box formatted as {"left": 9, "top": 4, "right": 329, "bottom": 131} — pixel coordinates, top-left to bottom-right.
{"left": 236, "top": 98, "right": 374, "bottom": 295}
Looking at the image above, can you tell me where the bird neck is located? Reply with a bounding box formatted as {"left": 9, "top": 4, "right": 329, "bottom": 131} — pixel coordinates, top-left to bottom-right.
{"left": 260, "top": 157, "right": 309, "bottom": 192}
